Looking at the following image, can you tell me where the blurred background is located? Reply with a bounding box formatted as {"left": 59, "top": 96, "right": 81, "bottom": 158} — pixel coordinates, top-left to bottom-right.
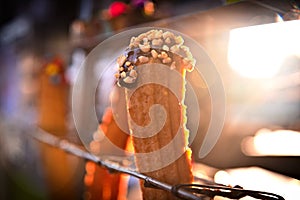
{"left": 0, "top": 0, "right": 299, "bottom": 199}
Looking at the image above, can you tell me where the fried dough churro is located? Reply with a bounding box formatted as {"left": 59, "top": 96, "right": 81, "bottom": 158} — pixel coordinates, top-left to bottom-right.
{"left": 115, "top": 29, "right": 196, "bottom": 200}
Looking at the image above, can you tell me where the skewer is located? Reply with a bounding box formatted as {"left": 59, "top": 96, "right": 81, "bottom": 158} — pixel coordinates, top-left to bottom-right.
{"left": 30, "top": 127, "right": 284, "bottom": 200}
{"left": 31, "top": 127, "right": 201, "bottom": 200}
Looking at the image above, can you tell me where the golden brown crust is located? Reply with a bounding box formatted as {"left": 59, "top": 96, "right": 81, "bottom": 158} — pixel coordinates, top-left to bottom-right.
{"left": 117, "top": 30, "right": 195, "bottom": 199}
{"left": 126, "top": 62, "right": 193, "bottom": 199}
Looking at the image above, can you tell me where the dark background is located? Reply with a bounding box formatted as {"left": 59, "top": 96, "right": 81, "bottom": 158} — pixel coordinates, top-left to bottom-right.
{"left": 0, "top": 0, "right": 299, "bottom": 199}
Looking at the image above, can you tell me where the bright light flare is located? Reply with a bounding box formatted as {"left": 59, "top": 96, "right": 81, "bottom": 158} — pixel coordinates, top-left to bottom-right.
{"left": 214, "top": 167, "right": 300, "bottom": 200}
{"left": 241, "top": 129, "right": 300, "bottom": 156}
{"left": 214, "top": 170, "right": 232, "bottom": 186}
{"left": 144, "top": 1, "right": 155, "bottom": 16}
{"left": 228, "top": 20, "right": 300, "bottom": 78}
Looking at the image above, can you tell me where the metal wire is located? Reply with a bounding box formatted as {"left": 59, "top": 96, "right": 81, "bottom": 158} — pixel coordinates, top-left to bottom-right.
{"left": 173, "top": 184, "right": 285, "bottom": 200}
{"left": 31, "top": 128, "right": 285, "bottom": 200}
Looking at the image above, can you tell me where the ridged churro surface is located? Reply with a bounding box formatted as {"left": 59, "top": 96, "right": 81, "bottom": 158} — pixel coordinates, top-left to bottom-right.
{"left": 115, "top": 29, "right": 195, "bottom": 200}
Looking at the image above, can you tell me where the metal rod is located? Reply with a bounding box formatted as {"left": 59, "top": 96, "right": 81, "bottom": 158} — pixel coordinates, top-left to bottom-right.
{"left": 31, "top": 128, "right": 202, "bottom": 200}
{"left": 31, "top": 127, "right": 284, "bottom": 200}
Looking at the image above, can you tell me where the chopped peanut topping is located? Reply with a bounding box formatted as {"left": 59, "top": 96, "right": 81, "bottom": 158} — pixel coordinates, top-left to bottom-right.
{"left": 117, "top": 29, "right": 196, "bottom": 87}
{"left": 162, "top": 57, "right": 172, "bottom": 64}
{"left": 151, "top": 50, "right": 158, "bottom": 58}
{"left": 138, "top": 56, "right": 149, "bottom": 63}
{"left": 139, "top": 43, "right": 150, "bottom": 53}
{"left": 117, "top": 55, "right": 126, "bottom": 66}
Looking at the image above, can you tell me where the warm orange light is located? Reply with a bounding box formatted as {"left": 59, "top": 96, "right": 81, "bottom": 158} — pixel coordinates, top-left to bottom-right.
{"left": 103, "top": 178, "right": 112, "bottom": 200}
{"left": 102, "top": 108, "right": 113, "bottom": 124}
{"left": 117, "top": 175, "right": 130, "bottom": 200}
{"left": 84, "top": 174, "right": 94, "bottom": 186}
{"left": 126, "top": 136, "right": 135, "bottom": 153}
{"left": 99, "top": 123, "right": 108, "bottom": 133}
{"left": 45, "top": 63, "right": 60, "bottom": 76}
{"left": 144, "top": 1, "right": 155, "bottom": 16}
{"left": 85, "top": 161, "right": 96, "bottom": 174}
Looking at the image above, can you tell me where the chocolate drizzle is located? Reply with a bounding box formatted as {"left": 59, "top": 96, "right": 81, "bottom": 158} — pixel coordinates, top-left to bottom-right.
{"left": 116, "top": 49, "right": 139, "bottom": 88}
{"left": 115, "top": 29, "right": 196, "bottom": 89}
